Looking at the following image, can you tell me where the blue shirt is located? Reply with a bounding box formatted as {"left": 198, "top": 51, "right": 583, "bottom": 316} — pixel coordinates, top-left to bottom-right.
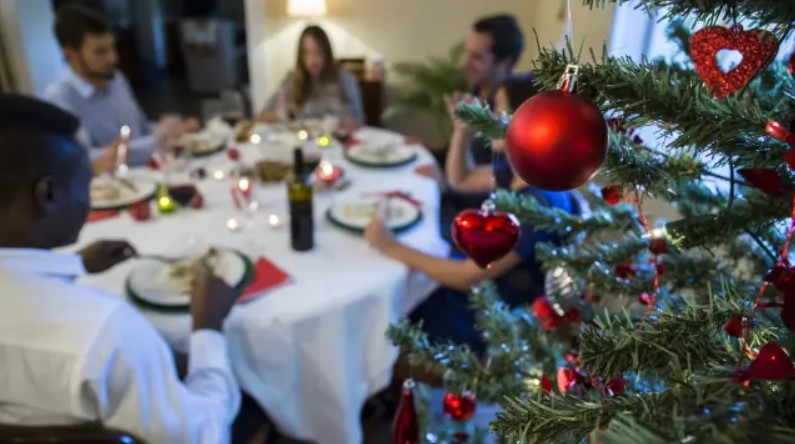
{"left": 43, "top": 67, "right": 155, "bottom": 166}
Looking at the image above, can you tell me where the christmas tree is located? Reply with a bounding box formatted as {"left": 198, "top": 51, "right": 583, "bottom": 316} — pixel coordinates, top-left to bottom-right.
{"left": 389, "top": 1, "right": 795, "bottom": 442}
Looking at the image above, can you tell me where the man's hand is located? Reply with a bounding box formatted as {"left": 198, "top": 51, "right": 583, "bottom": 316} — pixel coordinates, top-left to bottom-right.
{"left": 181, "top": 117, "right": 202, "bottom": 133}
{"left": 190, "top": 262, "right": 238, "bottom": 332}
{"left": 91, "top": 138, "right": 121, "bottom": 175}
{"left": 364, "top": 216, "right": 398, "bottom": 254}
{"left": 444, "top": 91, "right": 474, "bottom": 120}
{"left": 79, "top": 240, "right": 137, "bottom": 274}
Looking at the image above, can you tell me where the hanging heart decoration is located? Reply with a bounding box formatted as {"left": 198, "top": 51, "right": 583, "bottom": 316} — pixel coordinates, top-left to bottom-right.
{"left": 690, "top": 25, "right": 779, "bottom": 98}
{"left": 452, "top": 200, "right": 520, "bottom": 269}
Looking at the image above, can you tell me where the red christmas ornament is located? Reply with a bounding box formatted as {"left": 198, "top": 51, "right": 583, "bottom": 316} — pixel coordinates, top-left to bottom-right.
{"left": 748, "top": 343, "right": 795, "bottom": 380}
{"left": 601, "top": 185, "right": 622, "bottom": 205}
{"left": 737, "top": 168, "right": 789, "bottom": 197}
{"left": 639, "top": 293, "right": 653, "bottom": 306}
{"left": 766, "top": 120, "right": 795, "bottom": 147}
{"left": 615, "top": 262, "right": 637, "bottom": 279}
{"left": 128, "top": 201, "right": 151, "bottom": 221}
{"left": 648, "top": 238, "right": 668, "bottom": 255}
{"left": 504, "top": 66, "right": 607, "bottom": 191}
{"left": 563, "top": 308, "right": 581, "bottom": 323}
{"left": 452, "top": 201, "right": 520, "bottom": 269}
{"left": 540, "top": 373, "right": 553, "bottom": 393}
{"left": 532, "top": 297, "right": 555, "bottom": 319}
{"left": 392, "top": 379, "right": 419, "bottom": 444}
{"left": 724, "top": 316, "right": 744, "bottom": 337}
{"left": 690, "top": 25, "right": 779, "bottom": 98}
{"left": 785, "top": 151, "right": 795, "bottom": 172}
{"left": 604, "top": 376, "right": 625, "bottom": 396}
{"left": 655, "top": 263, "right": 667, "bottom": 275}
{"left": 781, "top": 299, "right": 795, "bottom": 332}
{"left": 442, "top": 391, "right": 476, "bottom": 421}
{"left": 557, "top": 367, "right": 578, "bottom": 393}
{"left": 227, "top": 147, "right": 241, "bottom": 161}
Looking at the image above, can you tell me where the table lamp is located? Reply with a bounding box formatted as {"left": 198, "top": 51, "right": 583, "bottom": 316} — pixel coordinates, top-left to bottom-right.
{"left": 286, "top": 0, "right": 327, "bottom": 17}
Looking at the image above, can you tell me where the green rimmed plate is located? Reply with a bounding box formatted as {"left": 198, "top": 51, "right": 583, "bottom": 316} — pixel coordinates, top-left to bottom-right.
{"left": 344, "top": 143, "right": 417, "bottom": 168}
{"left": 90, "top": 176, "right": 158, "bottom": 211}
{"left": 127, "top": 250, "right": 253, "bottom": 312}
{"left": 326, "top": 197, "right": 423, "bottom": 234}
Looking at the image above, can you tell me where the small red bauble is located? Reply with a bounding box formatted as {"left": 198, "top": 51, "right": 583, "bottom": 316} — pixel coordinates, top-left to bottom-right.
{"left": 601, "top": 185, "right": 622, "bottom": 205}
{"left": 766, "top": 120, "right": 795, "bottom": 147}
{"left": 615, "top": 262, "right": 637, "bottom": 279}
{"left": 724, "top": 316, "right": 744, "bottom": 337}
{"left": 128, "top": 201, "right": 151, "bottom": 221}
{"left": 690, "top": 25, "right": 778, "bottom": 98}
{"left": 648, "top": 238, "right": 668, "bottom": 255}
{"left": 227, "top": 147, "right": 241, "bottom": 161}
{"left": 532, "top": 297, "right": 555, "bottom": 320}
{"left": 557, "top": 367, "right": 578, "bottom": 393}
{"left": 748, "top": 343, "right": 795, "bottom": 380}
{"left": 655, "top": 263, "right": 667, "bottom": 275}
{"left": 451, "top": 203, "right": 520, "bottom": 269}
{"left": 505, "top": 91, "right": 607, "bottom": 191}
{"left": 737, "top": 168, "right": 789, "bottom": 197}
{"left": 639, "top": 293, "right": 653, "bottom": 306}
{"left": 540, "top": 373, "right": 553, "bottom": 394}
{"left": 604, "top": 376, "right": 625, "bottom": 396}
{"left": 442, "top": 391, "right": 476, "bottom": 421}
{"left": 563, "top": 308, "right": 581, "bottom": 323}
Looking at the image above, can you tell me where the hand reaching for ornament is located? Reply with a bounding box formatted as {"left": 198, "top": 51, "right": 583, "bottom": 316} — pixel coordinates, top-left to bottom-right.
{"left": 364, "top": 216, "right": 397, "bottom": 253}
{"left": 444, "top": 91, "right": 475, "bottom": 122}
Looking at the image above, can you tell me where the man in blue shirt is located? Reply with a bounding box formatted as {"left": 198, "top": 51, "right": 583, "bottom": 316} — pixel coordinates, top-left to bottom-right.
{"left": 44, "top": 5, "right": 198, "bottom": 174}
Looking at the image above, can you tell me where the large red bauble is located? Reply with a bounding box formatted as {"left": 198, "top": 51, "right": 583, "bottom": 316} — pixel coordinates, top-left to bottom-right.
{"left": 748, "top": 342, "right": 794, "bottom": 380}
{"left": 452, "top": 209, "right": 519, "bottom": 269}
{"left": 442, "top": 391, "right": 476, "bottom": 421}
{"left": 505, "top": 91, "right": 607, "bottom": 191}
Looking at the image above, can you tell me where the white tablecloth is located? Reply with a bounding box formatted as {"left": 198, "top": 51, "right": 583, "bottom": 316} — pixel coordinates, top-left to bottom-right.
{"left": 76, "top": 127, "right": 449, "bottom": 444}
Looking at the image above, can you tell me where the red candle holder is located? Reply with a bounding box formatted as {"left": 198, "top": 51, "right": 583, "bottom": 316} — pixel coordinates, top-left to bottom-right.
{"left": 314, "top": 161, "right": 345, "bottom": 188}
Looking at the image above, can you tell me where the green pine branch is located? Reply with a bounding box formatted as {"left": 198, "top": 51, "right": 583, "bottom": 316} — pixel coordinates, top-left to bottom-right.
{"left": 453, "top": 100, "right": 508, "bottom": 140}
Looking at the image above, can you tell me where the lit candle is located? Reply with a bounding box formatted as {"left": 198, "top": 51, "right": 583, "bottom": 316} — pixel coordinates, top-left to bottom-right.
{"left": 315, "top": 161, "right": 343, "bottom": 185}
{"left": 213, "top": 170, "right": 226, "bottom": 180}
{"left": 238, "top": 177, "right": 251, "bottom": 193}
{"left": 268, "top": 214, "right": 283, "bottom": 228}
{"left": 249, "top": 133, "right": 262, "bottom": 144}
{"left": 315, "top": 134, "right": 331, "bottom": 147}
{"left": 298, "top": 130, "right": 309, "bottom": 140}
{"left": 226, "top": 218, "right": 242, "bottom": 232}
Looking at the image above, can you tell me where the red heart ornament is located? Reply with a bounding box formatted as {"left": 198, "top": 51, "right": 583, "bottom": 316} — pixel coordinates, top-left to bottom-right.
{"left": 748, "top": 342, "right": 794, "bottom": 380}
{"left": 442, "top": 391, "right": 476, "bottom": 421}
{"left": 452, "top": 205, "right": 520, "bottom": 269}
{"left": 690, "top": 25, "right": 778, "bottom": 98}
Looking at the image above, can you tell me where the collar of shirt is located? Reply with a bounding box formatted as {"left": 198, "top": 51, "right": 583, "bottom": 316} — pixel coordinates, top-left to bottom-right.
{"left": 63, "top": 66, "right": 114, "bottom": 99}
{"left": 0, "top": 248, "right": 87, "bottom": 280}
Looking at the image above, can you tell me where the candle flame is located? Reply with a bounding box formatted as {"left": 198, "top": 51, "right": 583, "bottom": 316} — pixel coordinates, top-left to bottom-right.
{"left": 238, "top": 177, "right": 251, "bottom": 192}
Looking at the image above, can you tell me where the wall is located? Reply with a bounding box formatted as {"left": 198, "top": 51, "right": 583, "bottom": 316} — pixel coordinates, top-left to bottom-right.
{"left": 0, "top": 0, "right": 64, "bottom": 96}
{"left": 246, "top": 0, "right": 616, "bottom": 112}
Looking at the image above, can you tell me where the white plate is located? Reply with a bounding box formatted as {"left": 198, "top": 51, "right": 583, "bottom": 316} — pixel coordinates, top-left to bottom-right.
{"left": 345, "top": 143, "right": 416, "bottom": 167}
{"left": 127, "top": 249, "right": 247, "bottom": 307}
{"left": 90, "top": 176, "right": 158, "bottom": 211}
{"left": 181, "top": 132, "right": 225, "bottom": 155}
{"left": 327, "top": 197, "right": 422, "bottom": 231}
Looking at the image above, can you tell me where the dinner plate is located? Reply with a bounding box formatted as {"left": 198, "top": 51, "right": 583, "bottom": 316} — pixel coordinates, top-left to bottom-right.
{"left": 90, "top": 176, "right": 158, "bottom": 211}
{"left": 181, "top": 132, "right": 227, "bottom": 157}
{"left": 344, "top": 143, "right": 417, "bottom": 168}
{"left": 127, "top": 249, "right": 252, "bottom": 311}
{"left": 326, "top": 197, "right": 422, "bottom": 233}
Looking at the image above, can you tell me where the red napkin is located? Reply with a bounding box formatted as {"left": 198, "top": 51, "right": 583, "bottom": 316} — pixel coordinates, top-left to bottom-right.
{"left": 362, "top": 190, "right": 422, "bottom": 207}
{"left": 87, "top": 210, "right": 121, "bottom": 222}
{"left": 238, "top": 257, "right": 291, "bottom": 303}
{"left": 343, "top": 137, "right": 361, "bottom": 150}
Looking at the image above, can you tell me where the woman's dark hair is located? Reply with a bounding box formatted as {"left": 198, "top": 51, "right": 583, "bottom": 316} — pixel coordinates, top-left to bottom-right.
{"left": 473, "top": 14, "right": 524, "bottom": 68}
{"left": 293, "top": 25, "right": 339, "bottom": 107}
{"left": 54, "top": 4, "right": 112, "bottom": 49}
{"left": 503, "top": 73, "right": 538, "bottom": 110}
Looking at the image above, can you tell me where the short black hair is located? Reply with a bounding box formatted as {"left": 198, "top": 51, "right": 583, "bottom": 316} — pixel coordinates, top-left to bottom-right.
{"left": 504, "top": 73, "right": 538, "bottom": 110}
{"left": 0, "top": 94, "right": 82, "bottom": 205}
{"left": 473, "top": 14, "right": 525, "bottom": 67}
{"left": 54, "top": 4, "right": 112, "bottom": 49}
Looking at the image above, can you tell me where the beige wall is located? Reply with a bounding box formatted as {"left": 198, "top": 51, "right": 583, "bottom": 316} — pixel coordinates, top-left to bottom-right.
{"left": 248, "top": 0, "right": 616, "bottom": 110}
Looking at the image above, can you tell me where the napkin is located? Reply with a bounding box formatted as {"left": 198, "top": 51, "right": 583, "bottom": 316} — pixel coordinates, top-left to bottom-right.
{"left": 87, "top": 209, "right": 121, "bottom": 222}
{"left": 343, "top": 137, "right": 361, "bottom": 150}
{"left": 238, "top": 257, "right": 291, "bottom": 303}
{"left": 362, "top": 190, "right": 422, "bottom": 207}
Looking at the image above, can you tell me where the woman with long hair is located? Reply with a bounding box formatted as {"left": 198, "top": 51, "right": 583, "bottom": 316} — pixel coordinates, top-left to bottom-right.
{"left": 261, "top": 25, "right": 364, "bottom": 123}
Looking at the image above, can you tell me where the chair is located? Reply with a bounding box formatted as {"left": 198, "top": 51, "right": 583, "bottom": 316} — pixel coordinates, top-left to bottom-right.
{"left": 338, "top": 58, "right": 384, "bottom": 127}
{"left": 0, "top": 423, "right": 142, "bottom": 444}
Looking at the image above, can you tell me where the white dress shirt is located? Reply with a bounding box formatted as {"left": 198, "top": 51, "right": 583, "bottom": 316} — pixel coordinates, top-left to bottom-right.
{"left": 0, "top": 249, "right": 240, "bottom": 444}
{"left": 43, "top": 67, "right": 157, "bottom": 166}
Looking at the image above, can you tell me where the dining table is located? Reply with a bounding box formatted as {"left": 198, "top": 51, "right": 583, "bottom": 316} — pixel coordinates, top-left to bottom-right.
{"left": 76, "top": 123, "right": 450, "bottom": 444}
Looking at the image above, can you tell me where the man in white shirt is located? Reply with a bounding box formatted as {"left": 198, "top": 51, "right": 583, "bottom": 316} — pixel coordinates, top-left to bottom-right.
{"left": 0, "top": 94, "right": 240, "bottom": 443}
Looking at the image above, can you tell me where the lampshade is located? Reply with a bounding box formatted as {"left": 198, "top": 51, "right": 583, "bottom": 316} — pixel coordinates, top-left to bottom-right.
{"left": 287, "top": 0, "right": 327, "bottom": 17}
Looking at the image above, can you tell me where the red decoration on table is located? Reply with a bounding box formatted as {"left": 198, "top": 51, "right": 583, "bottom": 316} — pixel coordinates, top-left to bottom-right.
{"left": 689, "top": 25, "right": 779, "bottom": 98}
{"left": 87, "top": 209, "right": 120, "bottom": 222}
{"left": 724, "top": 316, "right": 744, "bottom": 337}
{"left": 601, "top": 185, "right": 622, "bottom": 205}
{"left": 557, "top": 367, "right": 578, "bottom": 393}
{"left": 737, "top": 168, "right": 789, "bottom": 197}
{"left": 363, "top": 191, "right": 421, "bottom": 207}
{"left": 504, "top": 66, "right": 607, "bottom": 191}
{"left": 766, "top": 120, "right": 795, "bottom": 147}
{"left": 128, "top": 201, "right": 151, "bottom": 221}
{"left": 392, "top": 379, "right": 419, "bottom": 444}
{"left": 238, "top": 257, "right": 292, "bottom": 303}
{"left": 603, "top": 376, "right": 625, "bottom": 396}
{"left": 442, "top": 391, "right": 476, "bottom": 421}
{"left": 343, "top": 137, "right": 361, "bottom": 150}
{"left": 227, "top": 147, "right": 241, "bottom": 161}
{"left": 146, "top": 157, "right": 160, "bottom": 170}
{"left": 615, "top": 261, "right": 637, "bottom": 279}
{"left": 540, "top": 373, "right": 553, "bottom": 393}
{"left": 748, "top": 343, "right": 795, "bottom": 380}
{"left": 638, "top": 292, "right": 653, "bottom": 306}
{"left": 189, "top": 193, "right": 204, "bottom": 209}
{"left": 452, "top": 200, "right": 520, "bottom": 269}
{"left": 648, "top": 238, "right": 668, "bottom": 255}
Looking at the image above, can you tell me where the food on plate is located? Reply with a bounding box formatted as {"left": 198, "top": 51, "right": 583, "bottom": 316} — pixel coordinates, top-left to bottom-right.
{"left": 256, "top": 160, "right": 292, "bottom": 182}
{"left": 90, "top": 177, "right": 137, "bottom": 204}
{"left": 234, "top": 120, "right": 255, "bottom": 142}
{"left": 166, "top": 248, "right": 222, "bottom": 292}
{"left": 341, "top": 201, "right": 404, "bottom": 220}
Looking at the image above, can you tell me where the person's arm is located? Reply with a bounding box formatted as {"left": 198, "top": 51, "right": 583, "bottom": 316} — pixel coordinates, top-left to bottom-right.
{"left": 259, "top": 74, "right": 293, "bottom": 121}
{"left": 81, "top": 304, "right": 241, "bottom": 444}
{"left": 364, "top": 217, "right": 521, "bottom": 291}
{"left": 340, "top": 71, "right": 365, "bottom": 123}
{"left": 444, "top": 123, "right": 493, "bottom": 193}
